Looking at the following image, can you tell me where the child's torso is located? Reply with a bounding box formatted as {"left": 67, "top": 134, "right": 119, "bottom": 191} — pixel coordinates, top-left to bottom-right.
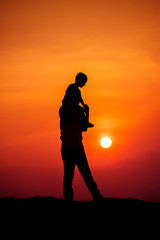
{"left": 62, "top": 83, "right": 81, "bottom": 106}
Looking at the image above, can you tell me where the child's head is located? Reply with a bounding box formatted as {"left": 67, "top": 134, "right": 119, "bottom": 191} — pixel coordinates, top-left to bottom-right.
{"left": 75, "top": 72, "right": 87, "bottom": 87}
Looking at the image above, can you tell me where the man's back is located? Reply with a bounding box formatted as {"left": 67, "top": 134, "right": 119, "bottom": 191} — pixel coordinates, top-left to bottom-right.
{"left": 59, "top": 105, "right": 87, "bottom": 148}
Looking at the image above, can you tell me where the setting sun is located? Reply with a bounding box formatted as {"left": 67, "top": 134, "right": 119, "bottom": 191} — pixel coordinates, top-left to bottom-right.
{"left": 100, "top": 137, "right": 112, "bottom": 148}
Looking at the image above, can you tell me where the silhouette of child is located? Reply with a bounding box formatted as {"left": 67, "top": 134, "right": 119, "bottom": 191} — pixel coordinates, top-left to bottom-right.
{"left": 62, "top": 72, "right": 94, "bottom": 128}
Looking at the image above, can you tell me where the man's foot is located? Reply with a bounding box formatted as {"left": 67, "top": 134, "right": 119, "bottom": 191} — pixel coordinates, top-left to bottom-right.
{"left": 93, "top": 194, "right": 106, "bottom": 202}
{"left": 88, "top": 122, "right": 94, "bottom": 128}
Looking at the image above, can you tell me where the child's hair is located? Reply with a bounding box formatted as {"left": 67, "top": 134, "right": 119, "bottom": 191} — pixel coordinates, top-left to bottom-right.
{"left": 75, "top": 72, "right": 87, "bottom": 85}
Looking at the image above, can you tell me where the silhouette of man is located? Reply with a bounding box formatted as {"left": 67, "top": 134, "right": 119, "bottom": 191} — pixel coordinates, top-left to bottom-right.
{"left": 59, "top": 74, "right": 103, "bottom": 201}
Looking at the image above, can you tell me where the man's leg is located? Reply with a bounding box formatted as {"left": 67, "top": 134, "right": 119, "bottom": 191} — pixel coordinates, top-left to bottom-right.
{"left": 75, "top": 147, "right": 101, "bottom": 199}
{"left": 61, "top": 147, "right": 75, "bottom": 201}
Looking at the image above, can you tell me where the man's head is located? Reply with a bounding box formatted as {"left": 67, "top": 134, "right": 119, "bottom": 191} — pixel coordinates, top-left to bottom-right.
{"left": 75, "top": 72, "right": 88, "bottom": 87}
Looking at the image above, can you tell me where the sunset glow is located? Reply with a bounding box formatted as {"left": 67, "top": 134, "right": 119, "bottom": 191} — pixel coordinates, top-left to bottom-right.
{"left": 0, "top": 0, "right": 160, "bottom": 202}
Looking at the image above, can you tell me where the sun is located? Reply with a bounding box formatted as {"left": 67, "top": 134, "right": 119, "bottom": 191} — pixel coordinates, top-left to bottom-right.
{"left": 100, "top": 137, "right": 112, "bottom": 148}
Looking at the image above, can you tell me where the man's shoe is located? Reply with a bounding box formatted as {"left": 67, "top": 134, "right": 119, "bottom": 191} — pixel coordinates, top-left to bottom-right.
{"left": 93, "top": 194, "right": 106, "bottom": 202}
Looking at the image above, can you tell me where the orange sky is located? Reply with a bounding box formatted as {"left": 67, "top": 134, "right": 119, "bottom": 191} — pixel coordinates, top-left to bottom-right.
{"left": 0, "top": 0, "right": 160, "bottom": 201}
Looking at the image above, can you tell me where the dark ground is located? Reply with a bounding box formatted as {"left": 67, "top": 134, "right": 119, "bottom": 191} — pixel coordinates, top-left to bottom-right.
{"left": 1, "top": 197, "right": 160, "bottom": 237}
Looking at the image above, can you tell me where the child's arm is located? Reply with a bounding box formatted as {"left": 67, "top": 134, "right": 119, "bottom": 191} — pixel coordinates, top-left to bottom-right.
{"left": 82, "top": 105, "right": 89, "bottom": 132}
{"left": 80, "top": 97, "right": 85, "bottom": 107}
{"left": 79, "top": 89, "right": 88, "bottom": 107}
{"left": 79, "top": 92, "right": 88, "bottom": 108}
